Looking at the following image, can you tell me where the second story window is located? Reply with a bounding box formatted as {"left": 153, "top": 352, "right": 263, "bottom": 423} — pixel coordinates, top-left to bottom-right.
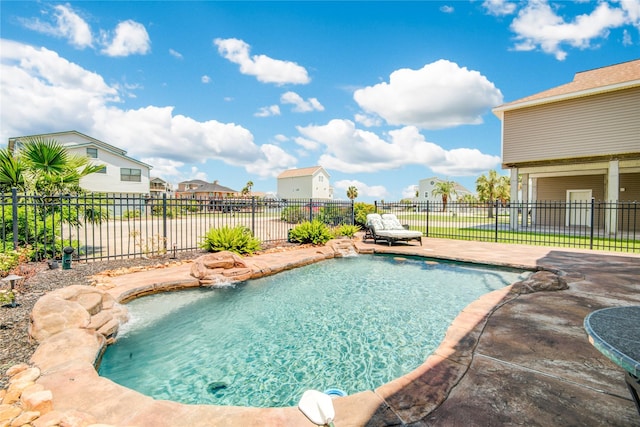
{"left": 86, "top": 148, "right": 98, "bottom": 158}
{"left": 96, "top": 166, "right": 107, "bottom": 174}
{"left": 121, "top": 168, "right": 141, "bottom": 182}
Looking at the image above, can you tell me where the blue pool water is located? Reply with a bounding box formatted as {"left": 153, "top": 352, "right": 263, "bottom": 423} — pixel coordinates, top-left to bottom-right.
{"left": 98, "top": 255, "right": 527, "bottom": 408}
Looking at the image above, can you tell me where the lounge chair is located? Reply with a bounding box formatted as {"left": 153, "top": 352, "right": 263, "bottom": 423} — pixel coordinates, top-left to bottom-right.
{"left": 364, "top": 213, "right": 422, "bottom": 246}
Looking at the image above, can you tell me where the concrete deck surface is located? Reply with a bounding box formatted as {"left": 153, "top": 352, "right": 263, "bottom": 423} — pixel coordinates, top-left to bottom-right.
{"left": 20, "top": 239, "right": 640, "bottom": 426}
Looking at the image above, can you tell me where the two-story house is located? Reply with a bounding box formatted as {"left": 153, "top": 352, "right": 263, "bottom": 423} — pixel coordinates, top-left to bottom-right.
{"left": 416, "top": 177, "right": 473, "bottom": 203}
{"left": 277, "top": 166, "right": 332, "bottom": 200}
{"left": 8, "top": 131, "right": 152, "bottom": 194}
{"left": 492, "top": 59, "right": 640, "bottom": 233}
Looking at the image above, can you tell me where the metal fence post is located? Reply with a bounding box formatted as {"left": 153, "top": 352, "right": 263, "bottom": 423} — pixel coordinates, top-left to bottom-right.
{"left": 11, "top": 188, "right": 18, "bottom": 250}
{"left": 251, "top": 196, "right": 256, "bottom": 234}
{"left": 590, "top": 198, "right": 595, "bottom": 250}
{"left": 350, "top": 200, "right": 355, "bottom": 225}
{"left": 425, "top": 200, "right": 429, "bottom": 237}
{"left": 495, "top": 199, "right": 499, "bottom": 242}
{"left": 162, "top": 193, "right": 167, "bottom": 251}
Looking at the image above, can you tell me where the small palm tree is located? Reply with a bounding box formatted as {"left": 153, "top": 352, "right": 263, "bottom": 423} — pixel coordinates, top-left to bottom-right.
{"left": 346, "top": 186, "right": 358, "bottom": 200}
{"left": 432, "top": 180, "right": 457, "bottom": 212}
{"left": 241, "top": 180, "right": 254, "bottom": 196}
{"left": 13, "top": 137, "right": 104, "bottom": 196}
{"left": 476, "top": 170, "right": 500, "bottom": 218}
{"left": 0, "top": 148, "right": 26, "bottom": 192}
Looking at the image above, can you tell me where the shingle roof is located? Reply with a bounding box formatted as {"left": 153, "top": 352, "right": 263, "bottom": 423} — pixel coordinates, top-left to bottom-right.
{"left": 184, "top": 182, "right": 237, "bottom": 193}
{"left": 493, "top": 59, "right": 640, "bottom": 117}
{"left": 277, "top": 166, "right": 328, "bottom": 179}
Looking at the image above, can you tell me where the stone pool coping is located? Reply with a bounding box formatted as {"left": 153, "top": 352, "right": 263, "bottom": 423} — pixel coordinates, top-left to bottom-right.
{"left": 3, "top": 238, "right": 640, "bottom": 426}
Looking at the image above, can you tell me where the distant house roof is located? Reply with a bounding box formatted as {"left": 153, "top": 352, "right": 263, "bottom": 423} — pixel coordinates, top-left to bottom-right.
{"left": 420, "top": 176, "right": 472, "bottom": 195}
{"left": 277, "top": 166, "right": 329, "bottom": 179}
{"left": 179, "top": 179, "right": 208, "bottom": 186}
{"left": 183, "top": 182, "right": 237, "bottom": 194}
{"left": 493, "top": 59, "right": 640, "bottom": 119}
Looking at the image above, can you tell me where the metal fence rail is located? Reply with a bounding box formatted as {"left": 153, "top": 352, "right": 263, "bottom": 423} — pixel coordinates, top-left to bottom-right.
{"left": 1, "top": 190, "right": 638, "bottom": 263}
{"left": 377, "top": 199, "right": 638, "bottom": 253}
{"left": 1, "top": 191, "right": 354, "bottom": 262}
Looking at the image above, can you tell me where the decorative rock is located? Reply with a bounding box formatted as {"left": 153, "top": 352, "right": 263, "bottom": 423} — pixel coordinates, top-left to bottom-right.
{"left": 75, "top": 292, "right": 103, "bottom": 316}
{"left": 0, "top": 404, "right": 21, "bottom": 423}
{"left": 20, "top": 390, "right": 53, "bottom": 414}
{"left": 9, "top": 367, "right": 40, "bottom": 385}
{"left": 30, "top": 329, "right": 106, "bottom": 373}
{"left": 510, "top": 271, "right": 568, "bottom": 294}
{"left": 191, "top": 252, "right": 253, "bottom": 285}
{"left": 5, "top": 364, "right": 29, "bottom": 377}
{"left": 29, "top": 297, "right": 91, "bottom": 342}
{"left": 3, "top": 380, "right": 34, "bottom": 404}
{"left": 10, "top": 410, "right": 40, "bottom": 426}
{"left": 87, "top": 311, "right": 112, "bottom": 330}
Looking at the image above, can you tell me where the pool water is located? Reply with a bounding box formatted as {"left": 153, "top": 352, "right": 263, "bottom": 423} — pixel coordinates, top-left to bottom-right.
{"left": 98, "top": 255, "right": 527, "bottom": 408}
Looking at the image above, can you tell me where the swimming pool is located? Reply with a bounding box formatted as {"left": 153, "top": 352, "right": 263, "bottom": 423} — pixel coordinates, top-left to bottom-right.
{"left": 98, "top": 254, "right": 528, "bottom": 408}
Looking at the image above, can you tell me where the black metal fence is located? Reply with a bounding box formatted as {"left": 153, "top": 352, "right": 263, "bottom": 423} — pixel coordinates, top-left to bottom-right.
{"left": 376, "top": 199, "right": 639, "bottom": 253}
{"left": 0, "top": 190, "right": 354, "bottom": 262}
{"left": 1, "top": 190, "right": 638, "bottom": 263}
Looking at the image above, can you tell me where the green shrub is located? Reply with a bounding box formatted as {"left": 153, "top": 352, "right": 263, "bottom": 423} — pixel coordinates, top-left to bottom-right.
{"left": 0, "top": 247, "right": 33, "bottom": 277}
{"left": 281, "top": 206, "right": 307, "bottom": 224}
{"left": 200, "top": 226, "right": 261, "bottom": 255}
{"left": 335, "top": 224, "right": 360, "bottom": 238}
{"left": 354, "top": 202, "right": 376, "bottom": 227}
{"left": 288, "top": 220, "right": 333, "bottom": 245}
{"left": 122, "top": 209, "right": 141, "bottom": 219}
{"left": 317, "top": 206, "right": 351, "bottom": 226}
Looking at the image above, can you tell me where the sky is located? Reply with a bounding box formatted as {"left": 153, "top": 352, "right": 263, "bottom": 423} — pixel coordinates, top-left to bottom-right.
{"left": 1, "top": 1, "right": 639, "bottom": 202}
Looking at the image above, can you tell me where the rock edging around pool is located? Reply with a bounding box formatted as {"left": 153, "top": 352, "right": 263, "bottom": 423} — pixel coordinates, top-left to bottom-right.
{"left": 3, "top": 240, "right": 569, "bottom": 427}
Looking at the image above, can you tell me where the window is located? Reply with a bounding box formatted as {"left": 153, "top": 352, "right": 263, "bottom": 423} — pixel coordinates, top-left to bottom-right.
{"left": 96, "top": 166, "right": 107, "bottom": 174}
{"left": 424, "top": 192, "right": 429, "bottom": 198}
{"left": 319, "top": 176, "right": 324, "bottom": 182}
{"left": 86, "top": 148, "right": 98, "bottom": 158}
{"left": 120, "top": 168, "right": 141, "bottom": 182}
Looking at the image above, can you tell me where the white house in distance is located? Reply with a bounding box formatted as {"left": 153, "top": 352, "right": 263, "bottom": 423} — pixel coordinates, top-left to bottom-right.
{"left": 8, "top": 131, "right": 152, "bottom": 194}
{"left": 416, "top": 177, "right": 473, "bottom": 202}
{"left": 277, "top": 166, "right": 333, "bottom": 199}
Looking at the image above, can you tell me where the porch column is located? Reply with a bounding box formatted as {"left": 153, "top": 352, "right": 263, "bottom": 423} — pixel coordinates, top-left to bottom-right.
{"left": 520, "top": 173, "right": 529, "bottom": 227}
{"left": 530, "top": 178, "right": 538, "bottom": 226}
{"left": 509, "top": 168, "right": 519, "bottom": 230}
{"left": 606, "top": 160, "right": 619, "bottom": 234}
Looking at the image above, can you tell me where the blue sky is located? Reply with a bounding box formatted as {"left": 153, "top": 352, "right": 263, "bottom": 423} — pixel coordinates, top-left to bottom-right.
{"left": 1, "top": 1, "right": 639, "bottom": 201}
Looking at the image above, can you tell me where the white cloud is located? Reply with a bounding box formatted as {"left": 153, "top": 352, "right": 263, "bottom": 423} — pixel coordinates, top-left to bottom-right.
{"left": 510, "top": 1, "right": 629, "bottom": 60}
{"left": 169, "top": 48, "right": 183, "bottom": 59}
{"left": 214, "top": 38, "right": 310, "bottom": 85}
{"left": 440, "top": 5, "right": 455, "bottom": 14}
{"left": 354, "top": 113, "right": 382, "bottom": 127}
{"left": 0, "top": 39, "right": 294, "bottom": 179}
{"left": 297, "top": 119, "right": 500, "bottom": 176}
{"left": 353, "top": 60, "right": 503, "bottom": 129}
{"left": 280, "top": 91, "right": 324, "bottom": 112}
{"left": 622, "top": 29, "right": 633, "bottom": 45}
{"left": 483, "top": 0, "right": 517, "bottom": 16}
{"left": 255, "top": 105, "right": 281, "bottom": 117}
{"left": 401, "top": 185, "right": 419, "bottom": 199}
{"left": 140, "top": 157, "right": 185, "bottom": 178}
{"left": 333, "top": 179, "right": 389, "bottom": 199}
{"left": 273, "top": 134, "right": 289, "bottom": 143}
{"left": 21, "top": 4, "right": 93, "bottom": 49}
{"left": 101, "top": 20, "right": 151, "bottom": 57}
{"left": 201, "top": 75, "right": 211, "bottom": 84}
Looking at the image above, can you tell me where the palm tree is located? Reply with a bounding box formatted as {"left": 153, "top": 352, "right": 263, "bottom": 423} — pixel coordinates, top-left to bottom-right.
{"left": 476, "top": 170, "right": 506, "bottom": 218}
{"left": 346, "top": 186, "right": 358, "bottom": 200}
{"left": 241, "top": 180, "right": 254, "bottom": 196}
{"left": 0, "top": 148, "right": 26, "bottom": 192}
{"left": 431, "top": 180, "right": 457, "bottom": 212}
{"left": 11, "top": 137, "right": 104, "bottom": 196}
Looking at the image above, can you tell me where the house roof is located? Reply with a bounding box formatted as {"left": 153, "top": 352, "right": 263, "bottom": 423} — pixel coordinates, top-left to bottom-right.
{"left": 178, "top": 179, "right": 208, "bottom": 186}
{"left": 419, "top": 177, "right": 473, "bottom": 195}
{"left": 277, "top": 166, "right": 329, "bottom": 179}
{"left": 9, "top": 130, "right": 153, "bottom": 169}
{"left": 182, "top": 182, "right": 238, "bottom": 194}
{"left": 493, "top": 59, "right": 640, "bottom": 119}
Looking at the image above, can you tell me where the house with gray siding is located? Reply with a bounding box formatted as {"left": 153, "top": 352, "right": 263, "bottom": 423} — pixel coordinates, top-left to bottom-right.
{"left": 492, "top": 59, "right": 640, "bottom": 233}
{"left": 277, "top": 166, "right": 332, "bottom": 200}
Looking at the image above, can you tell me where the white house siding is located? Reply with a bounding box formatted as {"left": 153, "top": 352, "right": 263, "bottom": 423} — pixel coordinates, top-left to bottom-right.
{"left": 502, "top": 87, "right": 640, "bottom": 166}
{"left": 277, "top": 168, "right": 331, "bottom": 199}
{"left": 11, "top": 131, "right": 151, "bottom": 194}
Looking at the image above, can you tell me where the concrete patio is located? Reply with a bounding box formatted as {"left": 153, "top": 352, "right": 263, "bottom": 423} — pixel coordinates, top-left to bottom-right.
{"left": 3, "top": 238, "right": 639, "bottom": 426}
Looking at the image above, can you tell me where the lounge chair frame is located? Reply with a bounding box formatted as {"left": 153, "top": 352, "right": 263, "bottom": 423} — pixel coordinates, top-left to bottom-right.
{"left": 363, "top": 214, "right": 422, "bottom": 246}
